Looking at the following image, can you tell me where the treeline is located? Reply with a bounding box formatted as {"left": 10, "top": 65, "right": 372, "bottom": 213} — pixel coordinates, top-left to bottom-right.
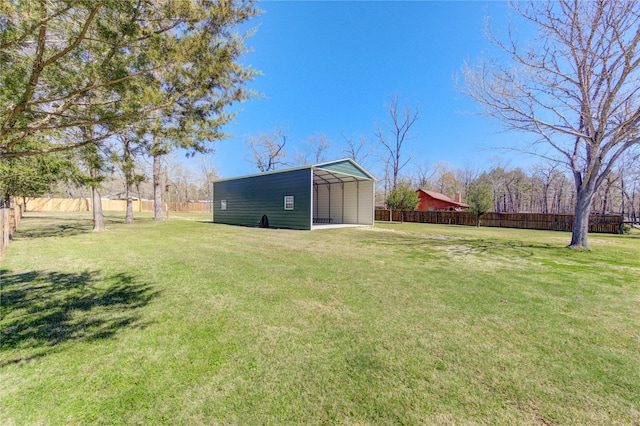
{"left": 47, "top": 154, "right": 219, "bottom": 206}
{"left": 387, "top": 160, "right": 640, "bottom": 221}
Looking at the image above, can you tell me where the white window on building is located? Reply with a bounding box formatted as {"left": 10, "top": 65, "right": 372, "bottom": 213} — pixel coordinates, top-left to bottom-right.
{"left": 221, "top": 200, "right": 227, "bottom": 210}
{"left": 284, "top": 196, "right": 294, "bottom": 210}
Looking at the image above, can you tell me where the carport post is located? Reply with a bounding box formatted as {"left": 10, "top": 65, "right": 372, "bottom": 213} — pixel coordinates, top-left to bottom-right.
{"left": 356, "top": 180, "right": 359, "bottom": 224}
{"left": 341, "top": 182, "right": 345, "bottom": 224}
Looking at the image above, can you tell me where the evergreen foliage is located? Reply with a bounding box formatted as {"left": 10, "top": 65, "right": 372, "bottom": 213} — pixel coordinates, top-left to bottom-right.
{"left": 1, "top": 0, "right": 259, "bottom": 159}
{"left": 1, "top": 0, "right": 259, "bottom": 224}
{"left": 385, "top": 183, "right": 419, "bottom": 222}
{"left": 465, "top": 177, "right": 494, "bottom": 226}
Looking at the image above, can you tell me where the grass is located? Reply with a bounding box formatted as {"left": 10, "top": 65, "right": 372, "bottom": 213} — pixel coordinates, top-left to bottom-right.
{"left": 1, "top": 212, "right": 639, "bottom": 425}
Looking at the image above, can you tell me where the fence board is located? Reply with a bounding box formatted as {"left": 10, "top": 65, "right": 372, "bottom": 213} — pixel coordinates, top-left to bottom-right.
{"left": 26, "top": 198, "right": 91, "bottom": 212}
{"left": 375, "top": 209, "right": 623, "bottom": 234}
{"left": 167, "top": 202, "right": 212, "bottom": 213}
{"left": 24, "top": 198, "right": 211, "bottom": 213}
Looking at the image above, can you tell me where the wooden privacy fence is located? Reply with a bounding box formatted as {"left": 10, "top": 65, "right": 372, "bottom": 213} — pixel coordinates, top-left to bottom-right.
{"left": 25, "top": 198, "right": 211, "bottom": 213}
{"left": 26, "top": 197, "right": 91, "bottom": 212}
{"left": 375, "top": 209, "right": 624, "bottom": 234}
{"left": 167, "top": 202, "right": 212, "bottom": 212}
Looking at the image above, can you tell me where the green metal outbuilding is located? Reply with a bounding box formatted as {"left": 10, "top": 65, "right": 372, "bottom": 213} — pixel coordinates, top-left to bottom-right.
{"left": 212, "top": 158, "right": 376, "bottom": 230}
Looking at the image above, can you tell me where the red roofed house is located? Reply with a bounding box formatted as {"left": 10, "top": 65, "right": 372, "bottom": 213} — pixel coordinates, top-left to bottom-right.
{"left": 416, "top": 189, "right": 470, "bottom": 211}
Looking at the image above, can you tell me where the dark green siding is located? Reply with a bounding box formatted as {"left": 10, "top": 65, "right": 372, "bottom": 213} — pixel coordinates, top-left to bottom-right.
{"left": 316, "top": 160, "right": 371, "bottom": 179}
{"left": 213, "top": 168, "right": 311, "bottom": 230}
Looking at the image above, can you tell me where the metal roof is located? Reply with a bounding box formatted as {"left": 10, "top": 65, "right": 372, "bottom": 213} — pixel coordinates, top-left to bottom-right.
{"left": 213, "top": 158, "right": 375, "bottom": 184}
{"left": 312, "top": 159, "right": 375, "bottom": 186}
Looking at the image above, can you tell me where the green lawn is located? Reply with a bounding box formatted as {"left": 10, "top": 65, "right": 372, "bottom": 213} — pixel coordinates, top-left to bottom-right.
{"left": 1, "top": 212, "right": 639, "bottom": 425}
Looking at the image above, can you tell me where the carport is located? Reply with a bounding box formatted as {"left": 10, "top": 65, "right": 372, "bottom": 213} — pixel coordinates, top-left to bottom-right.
{"left": 311, "top": 160, "right": 375, "bottom": 229}
{"left": 212, "top": 158, "right": 375, "bottom": 230}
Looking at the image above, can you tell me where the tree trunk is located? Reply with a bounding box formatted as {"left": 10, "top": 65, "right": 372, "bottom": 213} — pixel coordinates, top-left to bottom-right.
{"left": 124, "top": 185, "right": 133, "bottom": 224}
{"left": 153, "top": 152, "right": 164, "bottom": 221}
{"left": 620, "top": 175, "right": 626, "bottom": 219}
{"left": 83, "top": 128, "right": 105, "bottom": 231}
{"left": 568, "top": 187, "right": 594, "bottom": 249}
{"left": 91, "top": 181, "right": 105, "bottom": 232}
{"left": 123, "top": 136, "right": 134, "bottom": 224}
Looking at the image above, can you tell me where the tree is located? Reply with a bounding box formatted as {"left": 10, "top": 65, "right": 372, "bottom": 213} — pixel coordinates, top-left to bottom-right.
{"left": 616, "top": 149, "right": 640, "bottom": 221}
{"left": 123, "top": 0, "right": 258, "bottom": 221}
{"left": 375, "top": 94, "right": 420, "bottom": 189}
{"left": 340, "top": 132, "right": 371, "bottom": 166}
{"left": 531, "top": 162, "right": 561, "bottom": 214}
{"left": 462, "top": 0, "right": 640, "bottom": 249}
{"left": 456, "top": 162, "right": 479, "bottom": 197}
{"left": 412, "top": 161, "right": 437, "bottom": 189}
{"left": 385, "top": 183, "right": 419, "bottom": 222}
{"left": 196, "top": 156, "right": 219, "bottom": 204}
{"left": 413, "top": 161, "right": 450, "bottom": 192}
{"left": 80, "top": 128, "right": 110, "bottom": 231}
{"left": 293, "top": 133, "right": 332, "bottom": 166}
{"left": 434, "top": 165, "right": 462, "bottom": 198}
{"left": 465, "top": 177, "right": 494, "bottom": 227}
{"left": 0, "top": 138, "right": 81, "bottom": 205}
{"left": 111, "top": 131, "right": 145, "bottom": 224}
{"left": 245, "top": 127, "right": 289, "bottom": 172}
{"left": 1, "top": 1, "right": 258, "bottom": 161}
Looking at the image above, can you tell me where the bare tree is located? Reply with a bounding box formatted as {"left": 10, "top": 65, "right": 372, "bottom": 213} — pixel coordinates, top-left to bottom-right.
{"left": 616, "top": 149, "right": 640, "bottom": 221}
{"left": 379, "top": 154, "right": 393, "bottom": 205}
{"left": 456, "top": 162, "right": 479, "bottom": 196}
{"left": 461, "top": 0, "right": 640, "bottom": 249}
{"left": 531, "top": 162, "right": 561, "bottom": 214}
{"left": 198, "top": 156, "right": 219, "bottom": 204}
{"left": 245, "top": 127, "right": 289, "bottom": 172}
{"left": 596, "top": 172, "right": 621, "bottom": 215}
{"left": 340, "top": 132, "right": 371, "bottom": 166}
{"left": 416, "top": 161, "right": 453, "bottom": 192}
{"left": 626, "top": 156, "right": 640, "bottom": 223}
{"left": 293, "top": 133, "right": 332, "bottom": 165}
{"left": 375, "top": 94, "right": 420, "bottom": 189}
{"left": 413, "top": 161, "right": 437, "bottom": 189}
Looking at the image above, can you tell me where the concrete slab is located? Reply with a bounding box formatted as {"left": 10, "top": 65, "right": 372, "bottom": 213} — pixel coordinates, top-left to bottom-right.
{"left": 310, "top": 223, "right": 372, "bottom": 230}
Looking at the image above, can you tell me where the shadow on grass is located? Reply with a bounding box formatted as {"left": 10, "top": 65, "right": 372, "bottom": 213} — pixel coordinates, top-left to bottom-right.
{"left": 15, "top": 212, "right": 145, "bottom": 240}
{"left": 0, "top": 269, "right": 159, "bottom": 366}
{"left": 15, "top": 214, "right": 94, "bottom": 239}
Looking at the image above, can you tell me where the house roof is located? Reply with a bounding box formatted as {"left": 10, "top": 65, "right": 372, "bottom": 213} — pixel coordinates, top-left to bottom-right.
{"left": 417, "top": 188, "right": 470, "bottom": 208}
{"left": 102, "top": 192, "right": 142, "bottom": 201}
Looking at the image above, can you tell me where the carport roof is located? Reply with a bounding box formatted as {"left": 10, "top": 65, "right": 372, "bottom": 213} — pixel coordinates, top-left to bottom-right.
{"left": 312, "top": 159, "right": 375, "bottom": 185}
{"left": 213, "top": 158, "right": 375, "bottom": 184}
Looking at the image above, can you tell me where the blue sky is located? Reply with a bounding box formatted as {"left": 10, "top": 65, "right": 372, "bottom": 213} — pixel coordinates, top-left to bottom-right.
{"left": 213, "top": 0, "right": 530, "bottom": 179}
